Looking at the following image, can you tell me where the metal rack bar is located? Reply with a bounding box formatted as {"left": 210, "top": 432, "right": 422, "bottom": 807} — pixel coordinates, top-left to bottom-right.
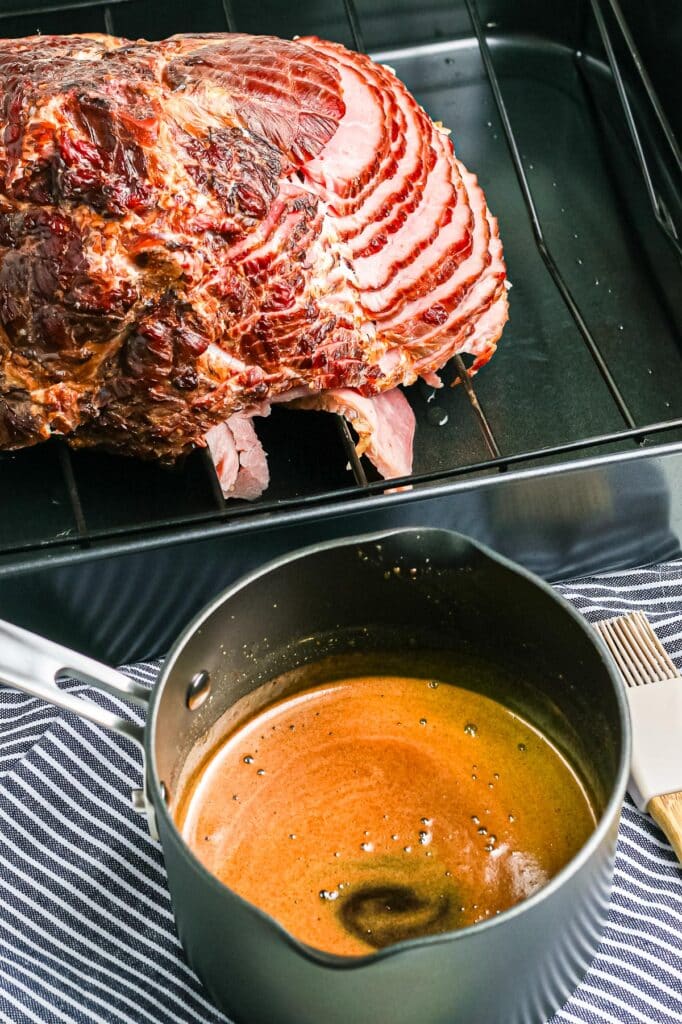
{"left": 221, "top": 0, "right": 237, "bottom": 33}
{"left": 336, "top": 417, "right": 369, "bottom": 486}
{"left": 452, "top": 355, "right": 500, "bottom": 458}
{"left": 604, "top": 0, "right": 681, "bottom": 174}
{"left": 463, "top": 0, "right": 638, "bottom": 432}
{"left": 336, "top": 420, "right": 372, "bottom": 486}
{"left": 3, "top": 1, "right": 118, "bottom": 552}
{"left": 334, "top": 0, "right": 404, "bottom": 481}
{"left": 304, "top": 6, "right": 387, "bottom": 482}
{"left": 70, "top": 417, "right": 682, "bottom": 534}
{"left": 589, "top": 0, "right": 681, "bottom": 257}
{"left": 341, "top": 0, "right": 365, "bottom": 54}
{"left": 56, "top": 442, "right": 88, "bottom": 539}
{"left": 202, "top": 448, "right": 229, "bottom": 508}
{"left": 38, "top": 0, "right": 109, "bottom": 547}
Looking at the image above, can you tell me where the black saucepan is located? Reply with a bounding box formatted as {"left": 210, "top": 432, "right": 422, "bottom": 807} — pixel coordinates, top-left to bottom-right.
{"left": 0, "top": 528, "right": 629, "bottom": 1024}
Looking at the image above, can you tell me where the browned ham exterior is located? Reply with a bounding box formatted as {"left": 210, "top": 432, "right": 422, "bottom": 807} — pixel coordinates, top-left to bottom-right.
{"left": 0, "top": 32, "right": 508, "bottom": 498}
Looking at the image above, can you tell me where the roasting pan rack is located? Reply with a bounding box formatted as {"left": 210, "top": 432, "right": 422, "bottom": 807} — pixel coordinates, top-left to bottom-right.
{"left": 0, "top": 0, "right": 680, "bottom": 659}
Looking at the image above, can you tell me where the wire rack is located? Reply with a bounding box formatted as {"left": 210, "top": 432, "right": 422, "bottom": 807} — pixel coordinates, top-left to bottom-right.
{"left": 0, "top": 0, "right": 680, "bottom": 563}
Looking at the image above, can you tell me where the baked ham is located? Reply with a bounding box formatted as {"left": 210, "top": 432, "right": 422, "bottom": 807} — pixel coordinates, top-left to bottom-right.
{"left": 0, "top": 32, "right": 508, "bottom": 499}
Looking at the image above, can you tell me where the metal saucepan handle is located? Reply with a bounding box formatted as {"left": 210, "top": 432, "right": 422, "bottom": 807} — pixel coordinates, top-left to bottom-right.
{"left": 0, "top": 618, "right": 148, "bottom": 748}
{"left": 0, "top": 619, "right": 160, "bottom": 835}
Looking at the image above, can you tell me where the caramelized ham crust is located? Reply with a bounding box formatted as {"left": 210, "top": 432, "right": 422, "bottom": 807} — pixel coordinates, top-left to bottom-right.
{"left": 0, "top": 32, "right": 508, "bottom": 496}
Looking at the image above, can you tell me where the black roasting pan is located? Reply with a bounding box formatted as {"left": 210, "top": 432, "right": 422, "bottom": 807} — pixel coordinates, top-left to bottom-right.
{"left": 0, "top": 0, "right": 680, "bottom": 661}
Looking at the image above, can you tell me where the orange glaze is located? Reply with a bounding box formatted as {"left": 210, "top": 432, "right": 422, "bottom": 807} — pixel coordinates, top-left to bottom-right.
{"left": 176, "top": 676, "right": 596, "bottom": 956}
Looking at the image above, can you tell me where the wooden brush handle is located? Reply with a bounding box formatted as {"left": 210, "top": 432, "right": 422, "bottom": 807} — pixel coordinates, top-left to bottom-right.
{"left": 648, "top": 792, "right": 682, "bottom": 865}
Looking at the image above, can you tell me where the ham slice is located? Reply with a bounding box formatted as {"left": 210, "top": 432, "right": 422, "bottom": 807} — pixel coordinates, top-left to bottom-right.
{"left": 205, "top": 413, "right": 270, "bottom": 500}
{"left": 302, "top": 39, "right": 420, "bottom": 233}
{"left": 293, "top": 388, "right": 415, "bottom": 479}
{"left": 303, "top": 58, "right": 391, "bottom": 200}
{"left": 376, "top": 166, "right": 491, "bottom": 328}
{"left": 298, "top": 36, "right": 508, "bottom": 396}
{"left": 352, "top": 139, "right": 458, "bottom": 293}
{"left": 365, "top": 157, "right": 476, "bottom": 320}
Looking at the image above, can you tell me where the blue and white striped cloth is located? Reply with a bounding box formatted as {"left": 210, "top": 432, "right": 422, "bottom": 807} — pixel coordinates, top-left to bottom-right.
{"left": 0, "top": 563, "right": 680, "bottom": 1023}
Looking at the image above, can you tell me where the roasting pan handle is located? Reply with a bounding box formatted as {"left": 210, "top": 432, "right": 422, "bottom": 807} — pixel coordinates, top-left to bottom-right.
{"left": 0, "top": 619, "right": 148, "bottom": 750}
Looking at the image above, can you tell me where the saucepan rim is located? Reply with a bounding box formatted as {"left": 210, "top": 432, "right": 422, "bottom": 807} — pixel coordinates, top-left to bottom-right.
{"left": 148, "top": 526, "right": 631, "bottom": 969}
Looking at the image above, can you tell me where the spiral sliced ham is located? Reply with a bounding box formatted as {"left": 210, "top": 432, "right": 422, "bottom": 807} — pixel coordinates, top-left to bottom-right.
{"left": 0, "top": 32, "right": 508, "bottom": 499}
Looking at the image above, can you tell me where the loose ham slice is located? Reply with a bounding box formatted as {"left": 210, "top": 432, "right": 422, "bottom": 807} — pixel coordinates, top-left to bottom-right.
{"left": 293, "top": 387, "right": 415, "bottom": 479}
{"left": 205, "top": 413, "right": 270, "bottom": 500}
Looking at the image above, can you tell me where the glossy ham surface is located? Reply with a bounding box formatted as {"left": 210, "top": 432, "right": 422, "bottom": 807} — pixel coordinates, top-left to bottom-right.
{"left": 0, "top": 32, "right": 508, "bottom": 496}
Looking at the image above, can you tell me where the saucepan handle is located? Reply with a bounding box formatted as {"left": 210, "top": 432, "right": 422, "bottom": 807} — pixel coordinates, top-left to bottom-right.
{"left": 0, "top": 618, "right": 161, "bottom": 836}
{"left": 0, "top": 618, "right": 148, "bottom": 750}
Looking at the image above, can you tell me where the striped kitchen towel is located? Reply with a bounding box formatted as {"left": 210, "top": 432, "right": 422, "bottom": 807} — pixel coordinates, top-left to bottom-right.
{"left": 0, "top": 563, "right": 680, "bottom": 1024}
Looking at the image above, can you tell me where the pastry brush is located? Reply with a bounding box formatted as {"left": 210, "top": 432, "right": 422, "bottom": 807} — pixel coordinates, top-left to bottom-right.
{"left": 595, "top": 611, "right": 682, "bottom": 863}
